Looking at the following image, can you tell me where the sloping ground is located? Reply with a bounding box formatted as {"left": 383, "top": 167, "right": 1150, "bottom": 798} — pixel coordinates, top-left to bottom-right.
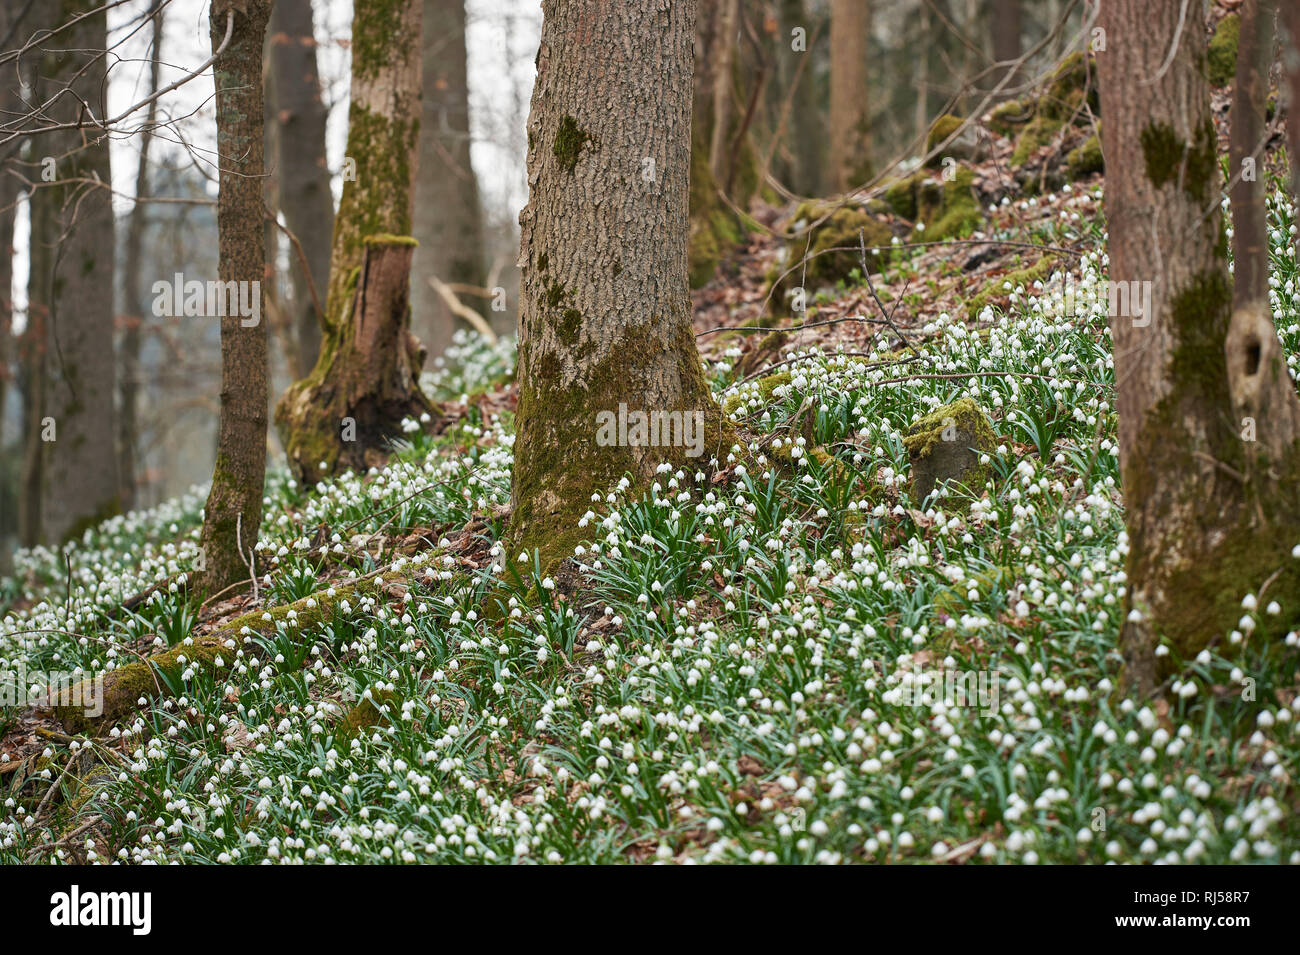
{"left": 2, "top": 133, "right": 1299, "bottom": 863}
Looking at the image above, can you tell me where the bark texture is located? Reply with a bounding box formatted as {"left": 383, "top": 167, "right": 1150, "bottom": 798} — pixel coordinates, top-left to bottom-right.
{"left": 510, "top": 0, "right": 729, "bottom": 571}
{"left": 1283, "top": 2, "right": 1300, "bottom": 219}
{"left": 1230, "top": 0, "right": 1276, "bottom": 312}
{"left": 1097, "top": 0, "right": 1300, "bottom": 693}
{"left": 274, "top": 0, "right": 433, "bottom": 486}
{"left": 26, "top": 0, "right": 119, "bottom": 544}
{"left": 411, "top": 0, "right": 487, "bottom": 359}
{"left": 118, "top": 0, "right": 165, "bottom": 512}
{"left": 829, "top": 0, "right": 870, "bottom": 190}
{"left": 269, "top": 0, "right": 333, "bottom": 378}
{"left": 199, "top": 0, "right": 273, "bottom": 594}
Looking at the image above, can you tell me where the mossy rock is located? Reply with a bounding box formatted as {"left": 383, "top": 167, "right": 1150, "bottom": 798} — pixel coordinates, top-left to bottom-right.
{"left": 903, "top": 398, "right": 996, "bottom": 501}
{"left": 722, "top": 371, "right": 792, "bottom": 417}
{"left": 914, "top": 165, "right": 983, "bottom": 241}
{"left": 768, "top": 203, "right": 891, "bottom": 311}
{"left": 926, "top": 113, "right": 986, "bottom": 168}
{"left": 883, "top": 171, "right": 926, "bottom": 220}
{"left": 1208, "top": 13, "right": 1239, "bottom": 88}
{"left": 1066, "top": 131, "right": 1103, "bottom": 178}
{"left": 336, "top": 688, "right": 398, "bottom": 743}
{"left": 988, "top": 98, "right": 1034, "bottom": 138}
{"left": 925, "top": 114, "right": 964, "bottom": 166}
{"left": 1007, "top": 52, "right": 1098, "bottom": 168}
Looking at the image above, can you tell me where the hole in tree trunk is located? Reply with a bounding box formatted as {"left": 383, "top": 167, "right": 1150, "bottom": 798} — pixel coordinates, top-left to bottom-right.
{"left": 1245, "top": 335, "right": 1261, "bottom": 376}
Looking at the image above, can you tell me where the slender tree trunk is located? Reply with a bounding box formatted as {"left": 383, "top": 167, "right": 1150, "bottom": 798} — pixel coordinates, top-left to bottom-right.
{"left": 708, "top": 0, "right": 741, "bottom": 187}
{"left": 829, "top": 0, "right": 870, "bottom": 190}
{"left": 777, "top": 0, "right": 822, "bottom": 196}
{"left": 0, "top": 0, "right": 18, "bottom": 570}
{"left": 199, "top": 0, "right": 273, "bottom": 594}
{"left": 119, "top": 0, "right": 165, "bottom": 512}
{"left": 274, "top": 0, "right": 432, "bottom": 487}
{"left": 1231, "top": 0, "right": 1277, "bottom": 313}
{"left": 1098, "top": 0, "right": 1300, "bottom": 694}
{"left": 26, "top": 0, "right": 119, "bottom": 544}
{"left": 991, "top": 0, "right": 1022, "bottom": 94}
{"left": 1282, "top": 3, "right": 1300, "bottom": 221}
{"left": 270, "top": 0, "right": 332, "bottom": 378}
{"left": 915, "top": 3, "right": 930, "bottom": 146}
{"left": 509, "top": 0, "right": 729, "bottom": 570}
{"left": 411, "top": 0, "right": 487, "bottom": 360}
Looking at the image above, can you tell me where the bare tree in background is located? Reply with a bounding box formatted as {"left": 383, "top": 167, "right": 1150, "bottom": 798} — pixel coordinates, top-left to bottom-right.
{"left": 990, "top": 0, "right": 1022, "bottom": 92}
{"left": 199, "top": 0, "right": 273, "bottom": 594}
{"left": 829, "top": 0, "right": 870, "bottom": 190}
{"left": 119, "top": 0, "right": 166, "bottom": 512}
{"left": 275, "top": 0, "right": 432, "bottom": 486}
{"left": 270, "top": 0, "right": 333, "bottom": 379}
{"left": 708, "top": 0, "right": 742, "bottom": 188}
{"left": 411, "top": 0, "right": 487, "bottom": 359}
{"left": 23, "top": 0, "right": 119, "bottom": 544}
{"left": 1230, "top": 0, "right": 1276, "bottom": 317}
{"left": 775, "top": 0, "right": 822, "bottom": 196}
{"left": 1098, "top": 0, "right": 1300, "bottom": 692}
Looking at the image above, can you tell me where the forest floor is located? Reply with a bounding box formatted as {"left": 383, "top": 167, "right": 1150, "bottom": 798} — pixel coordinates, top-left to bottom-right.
{"left": 2, "top": 99, "right": 1299, "bottom": 864}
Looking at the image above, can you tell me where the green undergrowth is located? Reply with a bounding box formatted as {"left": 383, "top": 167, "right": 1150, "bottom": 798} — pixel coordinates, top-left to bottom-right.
{"left": 2, "top": 181, "right": 1300, "bottom": 866}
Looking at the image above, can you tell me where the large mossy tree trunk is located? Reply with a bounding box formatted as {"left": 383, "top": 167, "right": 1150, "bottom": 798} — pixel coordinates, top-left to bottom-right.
{"left": 509, "top": 0, "right": 729, "bottom": 572}
{"left": 26, "top": 0, "right": 119, "bottom": 544}
{"left": 828, "top": 0, "right": 870, "bottom": 191}
{"left": 199, "top": 0, "right": 273, "bottom": 595}
{"left": 269, "top": 0, "right": 334, "bottom": 379}
{"left": 274, "top": 0, "right": 432, "bottom": 487}
{"left": 1098, "top": 0, "right": 1300, "bottom": 694}
{"left": 410, "top": 0, "right": 487, "bottom": 359}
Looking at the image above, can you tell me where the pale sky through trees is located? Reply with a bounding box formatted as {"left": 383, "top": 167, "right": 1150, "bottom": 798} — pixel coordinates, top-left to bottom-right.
{"left": 10, "top": 0, "right": 540, "bottom": 331}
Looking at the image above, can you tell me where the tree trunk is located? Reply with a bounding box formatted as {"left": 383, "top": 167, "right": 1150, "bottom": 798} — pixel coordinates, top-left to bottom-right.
{"left": 708, "top": 0, "right": 741, "bottom": 187}
{"left": 1097, "top": 0, "right": 1300, "bottom": 694}
{"left": 509, "top": 0, "right": 729, "bottom": 571}
{"left": 410, "top": 0, "right": 487, "bottom": 360}
{"left": 274, "top": 0, "right": 432, "bottom": 487}
{"left": 1231, "top": 0, "right": 1277, "bottom": 313}
{"left": 1282, "top": 3, "right": 1300, "bottom": 221}
{"left": 991, "top": 0, "right": 1022, "bottom": 94}
{"left": 199, "top": 0, "right": 273, "bottom": 595}
{"left": 118, "top": 0, "right": 165, "bottom": 512}
{"left": 777, "top": 0, "right": 822, "bottom": 196}
{"left": 687, "top": 1, "right": 755, "bottom": 288}
{"left": 26, "top": 0, "right": 119, "bottom": 544}
{"left": 269, "top": 0, "right": 333, "bottom": 379}
{"left": 0, "top": 0, "right": 19, "bottom": 570}
{"left": 829, "top": 0, "right": 870, "bottom": 190}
